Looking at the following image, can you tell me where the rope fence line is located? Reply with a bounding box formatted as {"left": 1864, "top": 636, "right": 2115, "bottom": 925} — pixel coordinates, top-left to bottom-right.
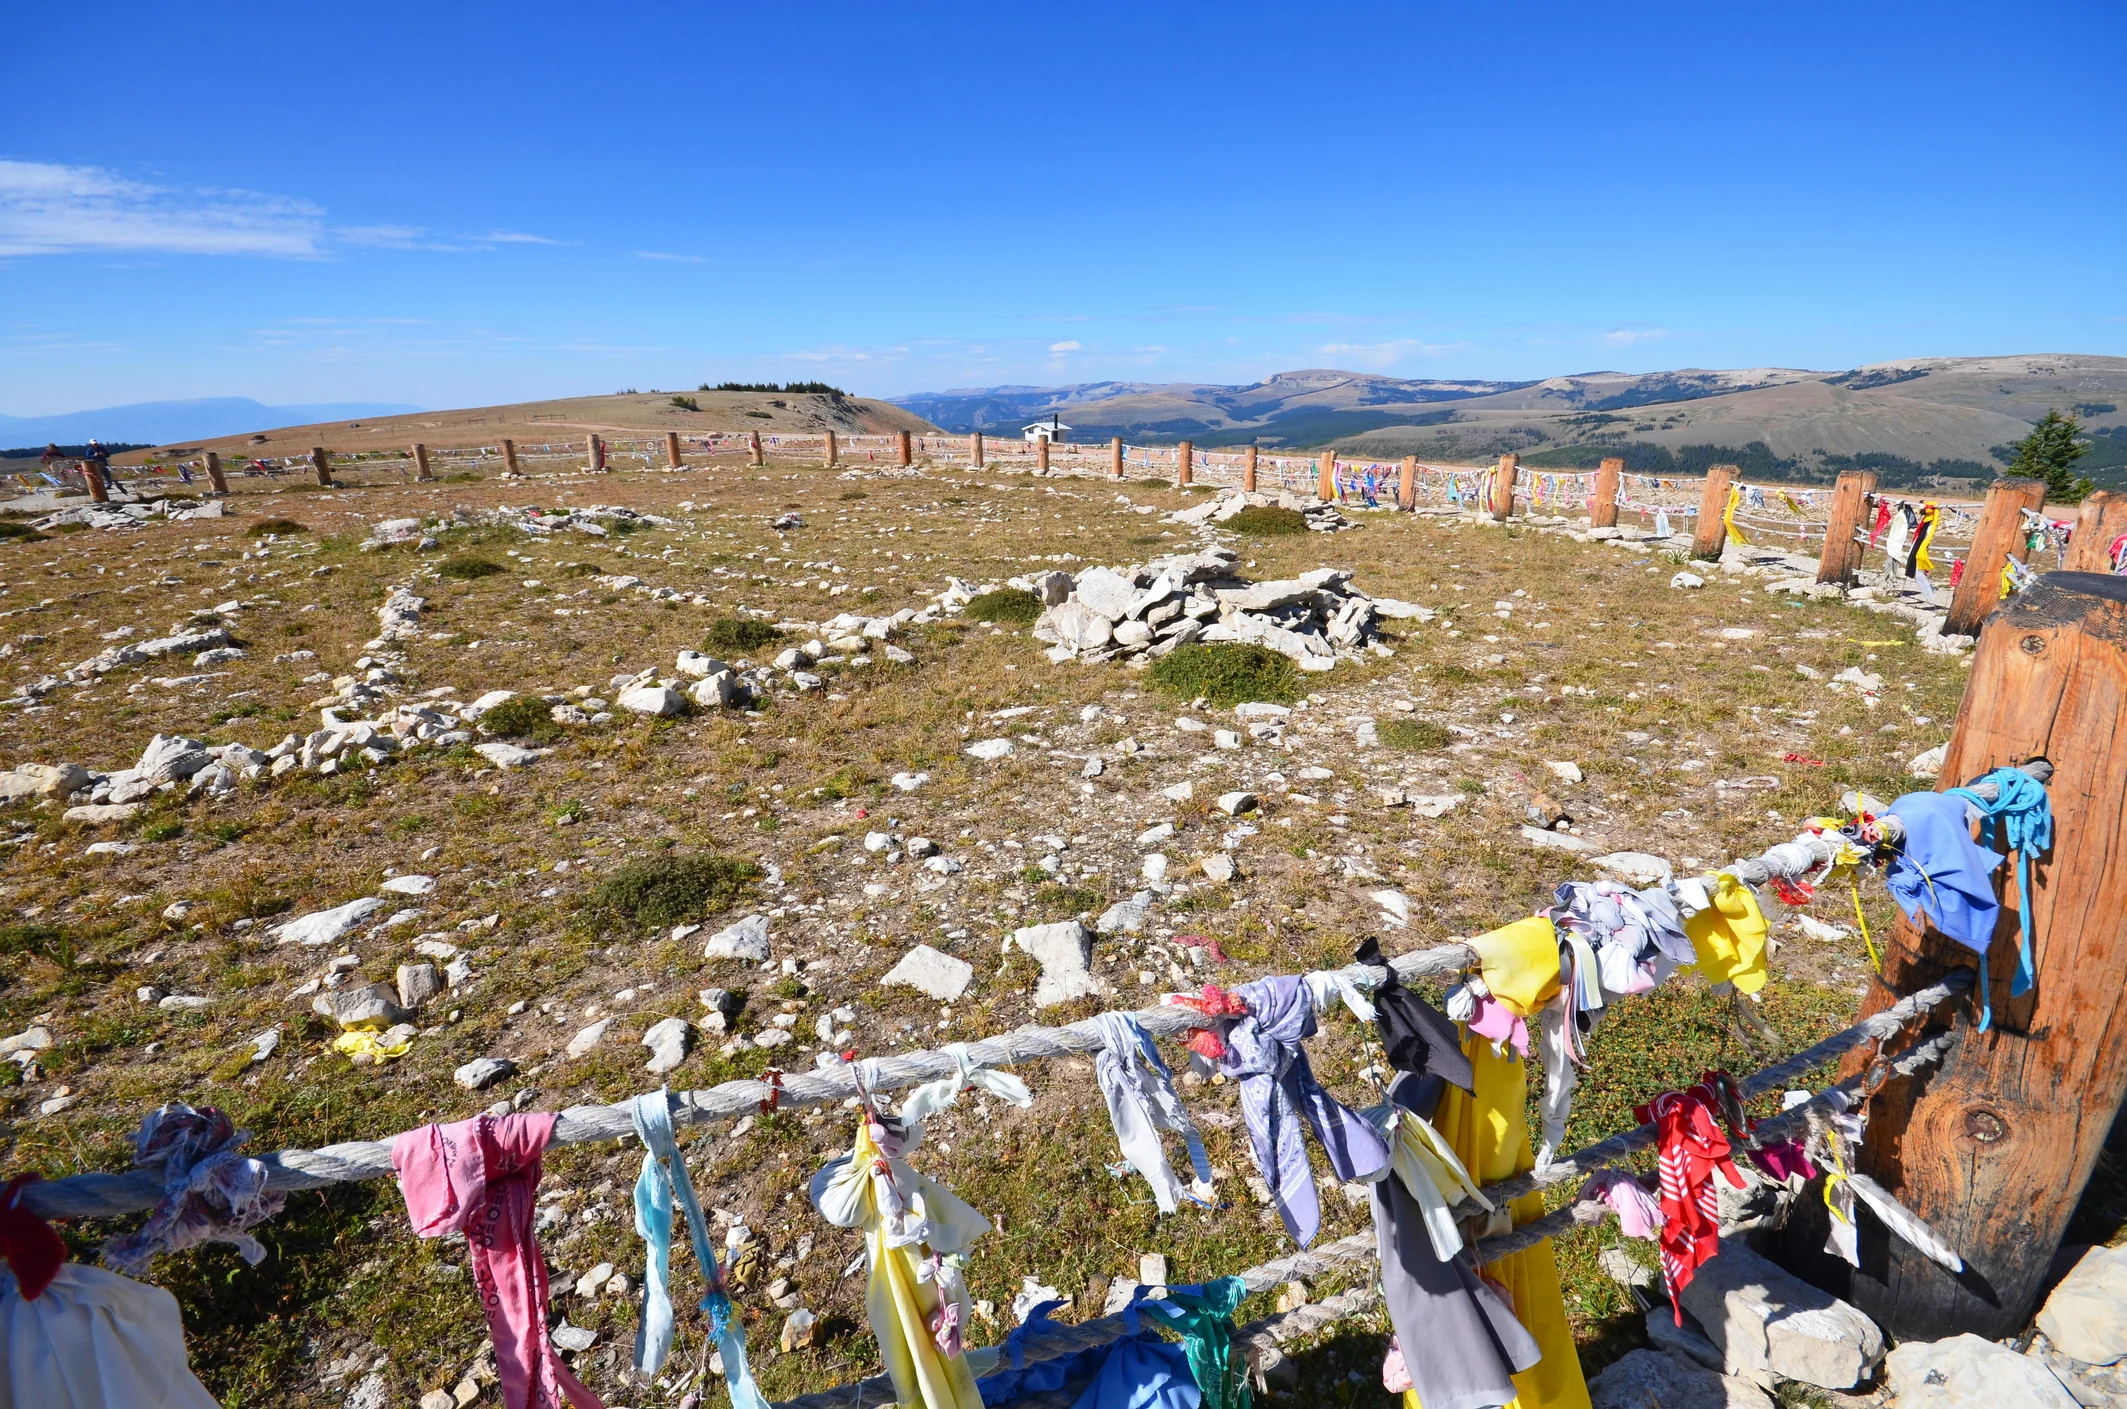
{"left": 19, "top": 753, "right": 2019, "bottom": 1225}
{"left": 765, "top": 1008, "right": 1968, "bottom": 1409}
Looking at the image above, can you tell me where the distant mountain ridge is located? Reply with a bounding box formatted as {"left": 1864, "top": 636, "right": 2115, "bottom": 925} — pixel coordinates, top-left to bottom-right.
{"left": 0, "top": 398, "right": 425, "bottom": 451}
{"left": 892, "top": 356, "right": 2127, "bottom": 490}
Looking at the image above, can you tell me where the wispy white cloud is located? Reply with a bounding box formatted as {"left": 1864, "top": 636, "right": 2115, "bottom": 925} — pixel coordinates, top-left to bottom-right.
{"left": 631, "top": 250, "right": 708, "bottom": 263}
{"left": 480, "top": 230, "right": 560, "bottom": 245}
{"left": 1317, "top": 338, "right": 1469, "bottom": 369}
{"left": 1048, "top": 340, "right": 1082, "bottom": 353}
{"left": 1602, "top": 327, "right": 1671, "bottom": 346}
{"left": 0, "top": 158, "right": 323, "bottom": 257}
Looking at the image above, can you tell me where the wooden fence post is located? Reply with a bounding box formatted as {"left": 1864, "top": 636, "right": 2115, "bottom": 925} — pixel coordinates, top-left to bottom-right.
{"left": 1399, "top": 455, "right": 1417, "bottom": 511}
{"left": 748, "top": 432, "right": 765, "bottom": 467}
{"left": 666, "top": 431, "right": 684, "bottom": 469}
{"left": 1491, "top": 452, "right": 1519, "bottom": 522}
{"left": 1944, "top": 478, "right": 2047, "bottom": 636}
{"left": 1592, "top": 457, "right": 1622, "bottom": 529}
{"left": 202, "top": 452, "right": 228, "bottom": 495}
{"left": 1036, "top": 437, "right": 1050, "bottom": 475}
{"left": 412, "top": 443, "right": 434, "bottom": 482}
{"left": 822, "top": 431, "right": 837, "bottom": 468}
{"left": 2061, "top": 490, "right": 2125, "bottom": 573}
{"left": 897, "top": 430, "right": 913, "bottom": 467}
{"left": 1243, "top": 445, "right": 1258, "bottom": 494}
{"left": 311, "top": 446, "right": 333, "bottom": 487}
{"left": 971, "top": 432, "right": 985, "bottom": 469}
{"left": 1177, "top": 441, "right": 1193, "bottom": 487}
{"left": 586, "top": 435, "right": 606, "bottom": 473}
{"left": 1773, "top": 572, "right": 2127, "bottom": 1342}
{"left": 1815, "top": 470, "right": 1878, "bottom": 585}
{"left": 1689, "top": 463, "right": 1737, "bottom": 559}
{"left": 1110, "top": 437, "right": 1123, "bottom": 479}
{"left": 1317, "top": 449, "right": 1336, "bottom": 502}
{"left": 501, "top": 439, "right": 519, "bottom": 474}
{"left": 83, "top": 460, "right": 108, "bottom": 504}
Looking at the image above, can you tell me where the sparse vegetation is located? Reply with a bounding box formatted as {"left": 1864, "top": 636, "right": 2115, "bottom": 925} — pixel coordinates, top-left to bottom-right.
{"left": 1146, "top": 642, "right": 1302, "bottom": 707}
{"left": 1380, "top": 718, "right": 1452, "bottom": 751}
{"left": 1226, "top": 505, "right": 1309, "bottom": 536}
{"left": 476, "top": 695, "right": 561, "bottom": 742}
{"left": 963, "top": 588, "right": 1044, "bottom": 624}
{"left": 706, "top": 617, "right": 782, "bottom": 652}
{"left": 246, "top": 518, "right": 309, "bottom": 536}
{"left": 669, "top": 395, "right": 700, "bottom": 412}
{"left": 587, "top": 853, "right": 762, "bottom": 932}
{"left": 438, "top": 555, "right": 504, "bottom": 580}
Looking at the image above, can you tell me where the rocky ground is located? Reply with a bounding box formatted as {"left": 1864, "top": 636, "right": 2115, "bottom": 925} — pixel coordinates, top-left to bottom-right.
{"left": 0, "top": 458, "right": 2105, "bottom": 1409}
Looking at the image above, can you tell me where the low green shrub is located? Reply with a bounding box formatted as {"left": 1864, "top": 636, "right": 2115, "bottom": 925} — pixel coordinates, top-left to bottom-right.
{"left": 1380, "top": 718, "right": 1452, "bottom": 751}
{"left": 246, "top": 518, "right": 309, "bottom": 536}
{"left": 706, "top": 617, "right": 782, "bottom": 652}
{"left": 588, "top": 854, "right": 762, "bottom": 932}
{"left": 477, "top": 695, "right": 561, "bottom": 742}
{"left": 1226, "top": 506, "right": 1309, "bottom": 535}
{"left": 438, "top": 555, "right": 504, "bottom": 580}
{"left": 964, "top": 588, "right": 1044, "bottom": 625}
{"left": 1146, "top": 643, "right": 1303, "bottom": 708}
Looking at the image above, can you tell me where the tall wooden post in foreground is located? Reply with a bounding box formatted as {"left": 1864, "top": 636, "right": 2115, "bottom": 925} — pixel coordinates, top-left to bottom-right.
{"left": 971, "top": 432, "right": 985, "bottom": 469}
{"left": 896, "top": 430, "right": 913, "bottom": 466}
{"left": 1689, "top": 464, "right": 1737, "bottom": 559}
{"left": 1317, "top": 450, "right": 1336, "bottom": 502}
{"left": 1177, "top": 441, "right": 1193, "bottom": 487}
{"left": 1816, "top": 470, "right": 1878, "bottom": 585}
{"left": 501, "top": 439, "right": 519, "bottom": 474}
{"left": 412, "top": 443, "right": 434, "bottom": 482}
{"left": 586, "top": 435, "right": 606, "bottom": 472}
{"left": 1944, "top": 478, "right": 2047, "bottom": 636}
{"left": 666, "top": 431, "right": 684, "bottom": 469}
{"left": 1110, "top": 438, "right": 1123, "bottom": 479}
{"left": 83, "top": 460, "right": 108, "bottom": 503}
{"left": 1781, "top": 572, "right": 2127, "bottom": 1341}
{"left": 2062, "top": 491, "right": 2125, "bottom": 573}
{"left": 202, "top": 452, "right": 229, "bottom": 495}
{"left": 1592, "top": 457, "right": 1622, "bottom": 529}
{"left": 1243, "top": 445, "right": 1258, "bottom": 494}
{"left": 1399, "top": 455, "right": 1418, "bottom": 511}
{"left": 822, "top": 431, "right": 837, "bottom": 468}
{"left": 1035, "top": 437, "right": 1050, "bottom": 475}
{"left": 311, "top": 446, "right": 333, "bottom": 487}
{"left": 1490, "top": 452, "right": 1519, "bottom": 521}
{"left": 748, "top": 432, "right": 764, "bottom": 467}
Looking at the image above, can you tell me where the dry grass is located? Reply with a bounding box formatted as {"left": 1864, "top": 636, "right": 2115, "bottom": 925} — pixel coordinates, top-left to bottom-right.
{"left": 0, "top": 459, "right": 1982, "bottom": 1406}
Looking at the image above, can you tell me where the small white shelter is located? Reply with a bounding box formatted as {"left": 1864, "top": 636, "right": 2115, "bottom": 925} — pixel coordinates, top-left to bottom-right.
{"left": 1022, "top": 415, "right": 1071, "bottom": 444}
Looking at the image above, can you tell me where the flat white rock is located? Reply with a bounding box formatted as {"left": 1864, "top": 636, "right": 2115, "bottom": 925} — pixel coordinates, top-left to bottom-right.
{"left": 566, "top": 1019, "right": 612, "bottom": 1058}
{"left": 704, "top": 913, "right": 772, "bottom": 961}
{"left": 474, "top": 741, "right": 547, "bottom": 769}
{"left": 379, "top": 874, "right": 436, "bottom": 895}
{"left": 1010, "top": 921, "right": 1100, "bottom": 1008}
{"left": 880, "top": 943, "right": 974, "bottom": 1002}
{"left": 965, "top": 738, "right": 1014, "bottom": 761}
{"left": 1885, "top": 1334, "right": 2076, "bottom": 1409}
{"left": 271, "top": 896, "right": 388, "bottom": 947}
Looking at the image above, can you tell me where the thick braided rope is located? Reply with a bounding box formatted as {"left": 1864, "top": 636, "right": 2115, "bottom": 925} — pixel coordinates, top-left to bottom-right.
{"left": 763, "top": 1019, "right": 1963, "bottom": 1409}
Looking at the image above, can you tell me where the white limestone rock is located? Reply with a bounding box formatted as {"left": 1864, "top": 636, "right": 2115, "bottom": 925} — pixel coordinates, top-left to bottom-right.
{"left": 2036, "top": 1244, "right": 2127, "bottom": 1367}
{"left": 1011, "top": 920, "right": 1100, "bottom": 1007}
{"left": 1886, "top": 1334, "right": 2077, "bottom": 1409}
{"left": 704, "top": 913, "right": 771, "bottom": 961}
{"left": 1587, "top": 1350, "right": 1772, "bottom": 1409}
{"left": 1676, "top": 1241, "right": 1883, "bottom": 1390}
{"left": 881, "top": 943, "right": 975, "bottom": 1002}
{"left": 642, "top": 1017, "right": 695, "bottom": 1074}
{"left": 271, "top": 896, "right": 389, "bottom": 947}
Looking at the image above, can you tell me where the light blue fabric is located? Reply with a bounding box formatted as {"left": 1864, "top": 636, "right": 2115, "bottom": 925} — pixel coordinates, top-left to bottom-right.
{"left": 1886, "top": 792, "right": 2006, "bottom": 1028}
{"left": 1069, "top": 1333, "right": 1200, "bottom": 1409}
{"left": 630, "top": 1090, "right": 770, "bottom": 1408}
{"left": 1949, "top": 768, "right": 2053, "bottom": 1014}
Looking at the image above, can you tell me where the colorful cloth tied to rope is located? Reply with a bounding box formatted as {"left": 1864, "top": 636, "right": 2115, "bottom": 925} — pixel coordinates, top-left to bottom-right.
{"left": 1948, "top": 767, "right": 2053, "bottom": 1013}
{"left": 100, "top": 1103, "right": 285, "bottom": 1278}
{"left": 0, "top": 1176, "right": 64, "bottom": 1301}
{"left": 1637, "top": 1080, "right": 1747, "bottom": 1323}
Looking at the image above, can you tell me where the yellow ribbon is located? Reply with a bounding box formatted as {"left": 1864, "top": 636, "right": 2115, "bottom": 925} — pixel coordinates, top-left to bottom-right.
{"left": 1722, "top": 484, "right": 1748, "bottom": 546}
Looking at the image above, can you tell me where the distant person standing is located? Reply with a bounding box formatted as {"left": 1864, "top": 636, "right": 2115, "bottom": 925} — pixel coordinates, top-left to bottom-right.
{"left": 39, "top": 444, "right": 60, "bottom": 476}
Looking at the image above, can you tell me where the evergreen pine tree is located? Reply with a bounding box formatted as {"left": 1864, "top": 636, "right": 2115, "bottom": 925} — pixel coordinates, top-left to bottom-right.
{"left": 2008, "top": 409, "right": 2094, "bottom": 501}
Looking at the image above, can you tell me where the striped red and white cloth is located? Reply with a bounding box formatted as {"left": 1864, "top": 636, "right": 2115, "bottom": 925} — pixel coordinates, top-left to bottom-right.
{"left": 1636, "top": 1082, "right": 1747, "bottom": 1323}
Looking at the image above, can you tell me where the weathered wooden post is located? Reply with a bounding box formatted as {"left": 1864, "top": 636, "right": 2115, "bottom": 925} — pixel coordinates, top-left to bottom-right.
{"left": 202, "top": 452, "right": 229, "bottom": 495}
{"left": 1399, "top": 455, "right": 1417, "bottom": 511}
{"left": 586, "top": 435, "right": 606, "bottom": 472}
{"left": 501, "top": 439, "right": 520, "bottom": 474}
{"left": 1243, "top": 444, "right": 1259, "bottom": 494}
{"left": 1689, "top": 463, "right": 1737, "bottom": 558}
{"left": 1781, "top": 572, "right": 2127, "bottom": 1342}
{"left": 1490, "top": 452, "right": 1519, "bottom": 522}
{"left": 1592, "top": 456, "right": 1622, "bottom": 529}
{"left": 83, "top": 459, "right": 108, "bottom": 504}
{"left": 748, "top": 431, "right": 765, "bottom": 467}
{"left": 897, "top": 430, "right": 913, "bottom": 467}
{"left": 1318, "top": 449, "right": 1336, "bottom": 502}
{"left": 2061, "top": 490, "right": 2124, "bottom": 573}
{"left": 822, "top": 431, "right": 837, "bottom": 467}
{"left": 971, "top": 432, "right": 985, "bottom": 469}
{"left": 311, "top": 446, "right": 333, "bottom": 487}
{"left": 1110, "top": 437, "right": 1123, "bottom": 479}
{"left": 1036, "top": 436, "right": 1051, "bottom": 475}
{"left": 412, "top": 443, "right": 434, "bottom": 482}
{"left": 666, "top": 431, "right": 684, "bottom": 469}
{"left": 1177, "top": 440, "right": 1193, "bottom": 487}
{"left": 1814, "top": 470, "right": 1878, "bottom": 585}
{"left": 1943, "top": 478, "right": 2047, "bottom": 636}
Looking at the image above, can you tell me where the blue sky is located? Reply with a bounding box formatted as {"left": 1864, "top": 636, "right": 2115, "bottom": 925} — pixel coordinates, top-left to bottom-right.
{"left": 7, "top": 1, "right": 2124, "bottom": 415}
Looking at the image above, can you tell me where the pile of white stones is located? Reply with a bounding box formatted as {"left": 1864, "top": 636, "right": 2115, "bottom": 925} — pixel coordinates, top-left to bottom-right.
{"left": 981, "top": 547, "right": 1427, "bottom": 673}
{"left": 1166, "top": 488, "right": 1356, "bottom": 531}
